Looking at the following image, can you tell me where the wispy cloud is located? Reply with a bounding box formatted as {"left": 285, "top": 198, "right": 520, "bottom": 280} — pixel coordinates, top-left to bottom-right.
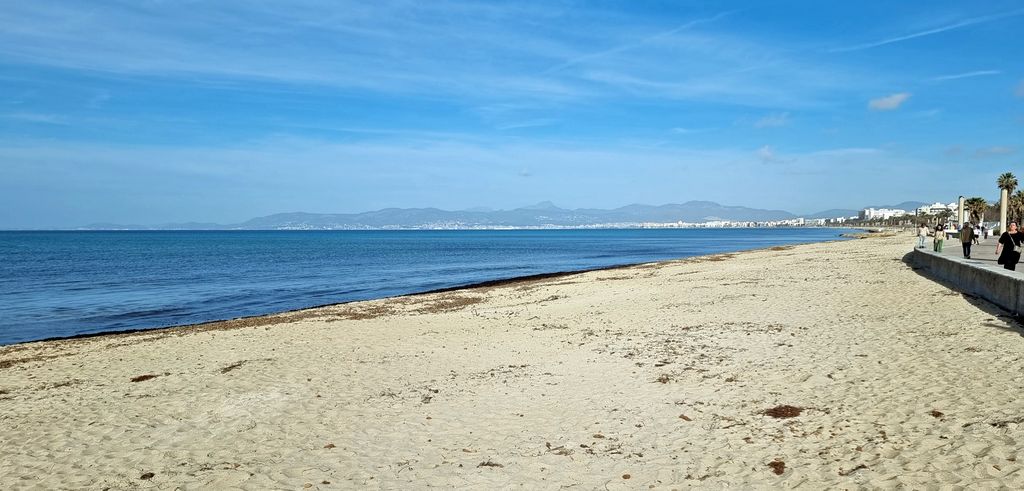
{"left": 830, "top": 8, "right": 1024, "bottom": 52}
{"left": 87, "top": 91, "right": 111, "bottom": 109}
{"left": 757, "top": 145, "right": 784, "bottom": 163}
{"left": 579, "top": 65, "right": 852, "bottom": 109}
{"left": 928, "top": 70, "right": 1001, "bottom": 82}
{"left": 976, "top": 146, "right": 1016, "bottom": 157}
{"left": 671, "top": 127, "right": 716, "bottom": 135}
{"left": 544, "top": 11, "right": 735, "bottom": 73}
{"left": 754, "top": 112, "right": 790, "bottom": 128}
{"left": 0, "top": 112, "right": 70, "bottom": 124}
{"left": 0, "top": 1, "right": 588, "bottom": 100}
{"left": 912, "top": 108, "right": 943, "bottom": 118}
{"left": 494, "top": 119, "right": 557, "bottom": 131}
{"left": 869, "top": 93, "right": 911, "bottom": 111}
{"left": 809, "top": 147, "right": 881, "bottom": 157}
{"left": 0, "top": 2, "right": 879, "bottom": 109}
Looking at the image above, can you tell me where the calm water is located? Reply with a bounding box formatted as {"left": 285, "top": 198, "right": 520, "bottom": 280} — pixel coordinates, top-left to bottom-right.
{"left": 0, "top": 229, "right": 852, "bottom": 345}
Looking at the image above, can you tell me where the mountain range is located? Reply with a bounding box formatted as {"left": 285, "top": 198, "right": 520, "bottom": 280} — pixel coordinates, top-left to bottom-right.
{"left": 76, "top": 200, "right": 933, "bottom": 230}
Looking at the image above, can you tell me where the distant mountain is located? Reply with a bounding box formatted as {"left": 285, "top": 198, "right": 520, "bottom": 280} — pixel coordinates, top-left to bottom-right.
{"left": 77, "top": 201, "right": 799, "bottom": 230}
{"left": 519, "top": 200, "right": 561, "bottom": 210}
{"left": 160, "top": 222, "right": 225, "bottom": 230}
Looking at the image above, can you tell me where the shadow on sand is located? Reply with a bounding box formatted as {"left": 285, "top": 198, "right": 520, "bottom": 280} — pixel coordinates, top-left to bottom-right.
{"left": 901, "top": 251, "right": 1024, "bottom": 337}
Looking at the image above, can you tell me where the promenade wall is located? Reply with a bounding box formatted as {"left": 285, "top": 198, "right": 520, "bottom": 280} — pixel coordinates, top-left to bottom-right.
{"left": 909, "top": 248, "right": 1024, "bottom": 315}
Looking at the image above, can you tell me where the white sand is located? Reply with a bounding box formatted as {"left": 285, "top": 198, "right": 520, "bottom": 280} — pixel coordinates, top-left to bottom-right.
{"left": 3, "top": 233, "right": 1024, "bottom": 489}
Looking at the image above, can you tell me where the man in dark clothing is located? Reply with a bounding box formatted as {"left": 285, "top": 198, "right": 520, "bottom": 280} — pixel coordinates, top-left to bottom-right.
{"left": 960, "top": 223, "right": 976, "bottom": 258}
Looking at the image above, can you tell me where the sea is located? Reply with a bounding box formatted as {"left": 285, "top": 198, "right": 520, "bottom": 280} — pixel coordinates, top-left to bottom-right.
{"left": 0, "top": 228, "right": 854, "bottom": 345}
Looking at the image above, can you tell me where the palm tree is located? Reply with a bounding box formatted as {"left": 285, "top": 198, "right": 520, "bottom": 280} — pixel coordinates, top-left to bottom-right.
{"left": 965, "top": 197, "right": 988, "bottom": 224}
{"left": 998, "top": 172, "right": 1018, "bottom": 233}
{"left": 1012, "top": 190, "right": 1024, "bottom": 224}
{"left": 998, "top": 172, "right": 1018, "bottom": 194}
{"left": 936, "top": 209, "right": 953, "bottom": 225}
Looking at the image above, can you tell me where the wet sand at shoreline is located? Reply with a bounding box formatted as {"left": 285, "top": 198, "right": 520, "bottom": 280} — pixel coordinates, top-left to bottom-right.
{"left": 3, "top": 233, "right": 1024, "bottom": 489}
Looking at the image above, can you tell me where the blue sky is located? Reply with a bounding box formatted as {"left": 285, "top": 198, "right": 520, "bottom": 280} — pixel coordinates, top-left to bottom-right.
{"left": 1, "top": 0, "right": 1022, "bottom": 227}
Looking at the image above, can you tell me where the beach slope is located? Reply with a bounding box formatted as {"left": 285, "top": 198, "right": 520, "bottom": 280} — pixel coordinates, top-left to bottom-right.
{"left": 3, "top": 233, "right": 1024, "bottom": 489}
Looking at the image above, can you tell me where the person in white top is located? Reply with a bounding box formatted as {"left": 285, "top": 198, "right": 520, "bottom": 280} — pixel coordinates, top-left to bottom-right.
{"left": 917, "top": 224, "right": 929, "bottom": 249}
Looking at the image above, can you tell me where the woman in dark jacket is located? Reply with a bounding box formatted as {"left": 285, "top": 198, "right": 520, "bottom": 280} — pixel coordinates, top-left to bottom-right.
{"left": 995, "top": 222, "right": 1024, "bottom": 270}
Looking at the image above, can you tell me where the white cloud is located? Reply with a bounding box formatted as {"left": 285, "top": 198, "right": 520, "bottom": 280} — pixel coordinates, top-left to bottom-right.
{"left": 757, "top": 145, "right": 781, "bottom": 163}
{"left": 754, "top": 112, "right": 790, "bottom": 128}
{"left": 928, "top": 70, "right": 1001, "bottom": 82}
{"left": 869, "top": 93, "right": 911, "bottom": 111}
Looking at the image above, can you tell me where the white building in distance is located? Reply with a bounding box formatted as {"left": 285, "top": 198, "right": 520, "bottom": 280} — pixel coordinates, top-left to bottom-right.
{"left": 859, "top": 208, "right": 908, "bottom": 220}
{"left": 916, "top": 202, "right": 958, "bottom": 215}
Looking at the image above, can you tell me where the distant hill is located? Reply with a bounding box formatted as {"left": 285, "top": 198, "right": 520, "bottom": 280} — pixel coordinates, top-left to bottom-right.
{"left": 77, "top": 201, "right": 799, "bottom": 230}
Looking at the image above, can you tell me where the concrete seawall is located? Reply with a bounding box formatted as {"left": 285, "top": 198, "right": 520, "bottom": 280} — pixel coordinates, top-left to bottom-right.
{"left": 908, "top": 245, "right": 1024, "bottom": 315}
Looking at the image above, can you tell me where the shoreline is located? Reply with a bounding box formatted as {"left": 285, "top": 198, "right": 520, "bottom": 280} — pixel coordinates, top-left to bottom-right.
{"left": 9, "top": 231, "right": 1020, "bottom": 488}
{"left": 2, "top": 225, "right": 869, "bottom": 232}
{"left": 1, "top": 234, "right": 859, "bottom": 349}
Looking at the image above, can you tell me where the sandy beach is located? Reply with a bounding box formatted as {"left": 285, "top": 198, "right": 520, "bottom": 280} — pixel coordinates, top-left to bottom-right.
{"left": 3, "top": 233, "right": 1024, "bottom": 489}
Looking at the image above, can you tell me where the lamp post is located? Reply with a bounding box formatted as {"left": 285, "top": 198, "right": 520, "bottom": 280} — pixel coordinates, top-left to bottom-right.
{"left": 1000, "top": 189, "right": 1009, "bottom": 235}
{"left": 954, "top": 195, "right": 962, "bottom": 226}
{"left": 958, "top": 196, "right": 965, "bottom": 226}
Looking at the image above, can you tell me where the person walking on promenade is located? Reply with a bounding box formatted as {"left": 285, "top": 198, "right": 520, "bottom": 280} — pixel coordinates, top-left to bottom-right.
{"left": 960, "top": 222, "right": 976, "bottom": 258}
{"left": 917, "top": 223, "right": 929, "bottom": 249}
{"left": 996, "top": 222, "right": 1024, "bottom": 271}
{"left": 933, "top": 224, "right": 945, "bottom": 252}
{"left": 973, "top": 224, "right": 981, "bottom": 244}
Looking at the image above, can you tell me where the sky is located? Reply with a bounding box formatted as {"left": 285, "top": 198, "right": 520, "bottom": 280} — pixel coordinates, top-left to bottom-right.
{"left": 1, "top": 0, "right": 1023, "bottom": 228}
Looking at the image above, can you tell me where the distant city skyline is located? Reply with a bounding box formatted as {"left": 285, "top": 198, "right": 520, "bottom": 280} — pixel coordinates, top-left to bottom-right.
{"left": 26, "top": 199, "right": 938, "bottom": 231}
{"left": 1, "top": 1, "right": 1022, "bottom": 228}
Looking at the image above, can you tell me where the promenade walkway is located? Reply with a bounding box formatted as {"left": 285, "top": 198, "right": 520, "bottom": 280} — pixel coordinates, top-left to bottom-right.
{"left": 928, "top": 236, "right": 1008, "bottom": 272}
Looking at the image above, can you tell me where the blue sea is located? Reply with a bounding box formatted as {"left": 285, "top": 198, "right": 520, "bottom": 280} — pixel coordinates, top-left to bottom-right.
{"left": 0, "top": 229, "right": 853, "bottom": 345}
